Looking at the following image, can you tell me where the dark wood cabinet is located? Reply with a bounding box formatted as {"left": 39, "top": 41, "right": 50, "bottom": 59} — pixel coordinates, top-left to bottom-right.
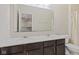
{"left": 24, "top": 42, "right": 43, "bottom": 51}
{"left": 56, "top": 39, "right": 65, "bottom": 45}
{"left": 44, "top": 40, "right": 55, "bottom": 47}
{"left": 1, "top": 45, "right": 24, "bottom": 55}
{"left": 28, "top": 49, "right": 43, "bottom": 55}
{"left": 44, "top": 47, "right": 55, "bottom": 55}
{"left": 0, "top": 39, "right": 65, "bottom": 55}
{"left": 24, "top": 42, "right": 43, "bottom": 55}
{"left": 56, "top": 45, "right": 65, "bottom": 55}
{"left": 56, "top": 39, "right": 65, "bottom": 55}
{"left": 43, "top": 40, "right": 55, "bottom": 55}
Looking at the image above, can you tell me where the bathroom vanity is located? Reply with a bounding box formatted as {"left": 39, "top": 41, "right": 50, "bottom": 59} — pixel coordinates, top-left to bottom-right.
{"left": 0, "top": 5, "right": 68, "bottom": 55}
{"left": 0, "top": 37, "right": 65, "bottom": 55}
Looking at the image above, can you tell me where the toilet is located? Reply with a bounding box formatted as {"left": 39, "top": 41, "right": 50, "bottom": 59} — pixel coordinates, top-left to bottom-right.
{"left": 65, "top": 38, "right": 79, "bottom": 55}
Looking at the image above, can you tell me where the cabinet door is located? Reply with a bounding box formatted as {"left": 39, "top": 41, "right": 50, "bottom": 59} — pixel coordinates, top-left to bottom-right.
{"left": 24, "top": 42, "right": 43, "bottom": 55}
{"left": 1, "top": 45, "right": 24, "bottom": 55}
{"left": 8, "top": 45, "right": 24, "bottom": 55}
{"left": 28, "top": 49, "right": 43, "bottom": 55}
{"left": 56, "top": 39, "right": 65, "bottom": 55}
{"left": 44, "top": 47, "right": 55, "bottom": 55}
{"left": 44, "top": 40, "right": 55, "bottom": 47}
{"left": 56, "top": 39, "right": 65, "bottom": 45}
{"left": 43, "top": 40, "right": 55, "bottom": 55}
{"left": 24, "top": 42, "right": 43, "bottom": 51}
{"left": 56, "top": 44, "right": 65, "bottom": 55}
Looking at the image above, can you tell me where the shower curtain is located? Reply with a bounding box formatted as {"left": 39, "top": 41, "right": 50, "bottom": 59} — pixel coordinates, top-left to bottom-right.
{"left": 71, "top": 11, "right": 79, "bottom": 45}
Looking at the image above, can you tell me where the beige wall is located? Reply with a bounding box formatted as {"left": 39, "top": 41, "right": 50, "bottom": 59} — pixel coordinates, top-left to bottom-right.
{"left": 0, "top": 4, "right": 10, "bottom": 38}
{"left": 50, "top": 4, "right": 69, "bottom": 35}
{"left": 0, "top": 4, "right": 73, "bottom": 38}
{"left": 0, "top": 4, "right": 69, "bottom": 38}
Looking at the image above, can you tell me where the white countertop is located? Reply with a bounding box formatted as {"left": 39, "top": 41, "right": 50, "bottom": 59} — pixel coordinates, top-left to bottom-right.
{"left": 0, "top": 35, "right": 70, "bottom": 48}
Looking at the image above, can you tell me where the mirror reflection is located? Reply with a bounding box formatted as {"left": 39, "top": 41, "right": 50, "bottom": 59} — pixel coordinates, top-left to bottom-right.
{"left": 17, "top": 4, "right": 53, "bottom": 32}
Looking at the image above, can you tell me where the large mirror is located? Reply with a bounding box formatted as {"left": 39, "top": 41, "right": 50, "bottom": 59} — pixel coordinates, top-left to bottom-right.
{"left": 16, "top": 4, "right": 53, "bottom": 32}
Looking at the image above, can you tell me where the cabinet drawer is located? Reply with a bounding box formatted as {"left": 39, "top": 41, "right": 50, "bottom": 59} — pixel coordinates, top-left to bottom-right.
{"left": 2, "top": 45, "right": 24, "bottom": 54}
{"left": 24, "top": 42, "right": 43, "bottom": 51}
{"left": 44, "top": 40, "right": 55, "bottom": 47}
{"left": 56, "top": 39, "right": 65, "bottom": 45}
